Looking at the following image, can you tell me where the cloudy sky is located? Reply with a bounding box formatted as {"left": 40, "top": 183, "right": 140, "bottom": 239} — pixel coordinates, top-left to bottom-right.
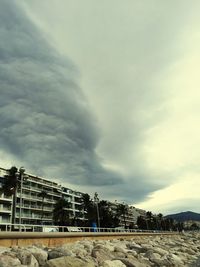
{"left": 0, "top": 0, "right": 200, "bottom": 214}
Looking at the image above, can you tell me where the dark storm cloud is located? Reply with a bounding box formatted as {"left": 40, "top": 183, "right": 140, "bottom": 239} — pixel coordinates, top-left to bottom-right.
{"left": 0, "top": 0, "right": 168, "bottom": 204}
{"left": 0, "top": 0, "right": 124, "bottom": 186}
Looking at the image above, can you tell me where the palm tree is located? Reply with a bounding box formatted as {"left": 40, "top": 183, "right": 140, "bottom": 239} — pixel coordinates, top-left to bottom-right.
{"left": 38, "top": 190, "right": 48, "bottom": 221}
{"left": 80, "top": 193, "right": 95, "bottom": 225}
{"left": 99, "top": 200, "right": 116, "bottom": 228}
{"left": 158, "top": 213, "right": 163, "bottom": 230}
{"left": 1, "top": 166, "right": 19, "bottom": 225}
{"left": 146, "top": 211, "right": 153, "bottom": 230}
{"left": 117, "top": 203, "right": 128, "bottom": 229}
{"left": 81, "top": 193, "right": 91, "bottom": 212}
{"left": 137, "top": 216, "right": 147, "bottom": 230}
{"left": 53, "top": 197, "right": 71, "bottom": 226}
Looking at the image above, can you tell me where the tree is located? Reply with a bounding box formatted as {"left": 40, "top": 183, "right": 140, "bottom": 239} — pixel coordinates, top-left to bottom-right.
{"left": 146, "top": 211, "right": 153, "bottom": 230}
{"left": 190, "top": 223, "right": 199, "bottom": 230}
{"left": 80, "top": 193, "right": 96, "bottom": 225}
{"left": 157, "top": 213, "right": 163, "bottom": 230}
{"left": 98, "top": 200, "right": 117, "bottom": 228}
{"left": 1, "top": 166, "right": 18, "bottom": 196}
{"left": 38, "top": 190, "right": 48, "bottom": 221}
{"left": 117, "top": 203, "right": 128, "bottom": 228}
{"left": 1, "top": 166, "right": 19, "bottom": 225}
{"left": 137, "top": 216, "right": 147, "bottom": 230}
{"left": 53, "top": 198, "right": 71, "bottom": 226}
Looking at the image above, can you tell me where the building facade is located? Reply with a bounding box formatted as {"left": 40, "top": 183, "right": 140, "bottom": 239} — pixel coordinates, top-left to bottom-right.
{"left": 0, "top": 167, "right": 84, "bottom": 228}
{"left": 0, "top": 167, "right": 146, "bottom": 229}
{"left": 108, "top": 200, "right": 146, "bottom": 228}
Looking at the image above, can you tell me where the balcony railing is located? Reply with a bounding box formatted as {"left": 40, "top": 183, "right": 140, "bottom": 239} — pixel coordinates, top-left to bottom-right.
{"left": 16, "top": 204, "right": 52, "bottom": 211}
{"left": 0, "top": 220, "right": 11, "bottom": 224}
{"left": 28, "top": 177, "right": 61, "bottom": 189}
{"left": 0, "top": 208, "right": 12, "bottom": 213}
{"left": 0, "top": 197, "right": 12, "bottom": 202}
{"left": 17, "top": 194, "right": 56, "bottom": 203}
{"left": 15, "top": 214, "right": 52, "bottom": 220}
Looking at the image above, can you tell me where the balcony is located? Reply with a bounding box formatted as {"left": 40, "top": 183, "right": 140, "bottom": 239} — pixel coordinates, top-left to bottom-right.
{"left": 0, "top": 219, "right": 11, "bottom": 224}
{"left": 16, "top": 204, "right": 52, "bottom": 212}
{"left": 0, "top": 207, "right": 12, "bottom": 213}
{"left": 15, "top": 214, "right": 52, "bottom": 220}
{"left": 0, "top": 196, "right": 12, "bottom": 202}
{"left": 62, "top": 191, "right": 74, "bottom": 196}
{"left": 22, "top": 185, "right": 62, "bottom": 196}
{"left": 47, "top": 191, "right": 61, "bottom": 197}
{"left": 22, "top": 185, "right": 44, "bottom": 193}
{"left": 27, "top": 177, "right": 61, "bottom": 190}
{"left": 17, "top": 194, "right": 56, "bottom": 204}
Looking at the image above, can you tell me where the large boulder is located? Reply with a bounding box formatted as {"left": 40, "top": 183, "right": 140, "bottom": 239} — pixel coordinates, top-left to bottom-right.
{"left": 44, "top": 256, "right": 95, "bottom": 267}
{"left": 0, "top": 253, "right": 22, "bottom": 267}
{"left": 81, "top": 241, "right": 94, "bottom": 253}
{"left": 114, "top": 246, "right": 127, "bottom": 254}
{"left": 151, "top": 247, "right": 169, "bottom": 256}
{"left": 0, "top": 247, "right": 11, "bottom": 254}
{"left": 126, "top": 243, "right": 143, "bottom": 253}
{"left": 101, "top": 260, "right": 126, "bottom": 267}
{"left": 48, "top": 246, "right": 73, "bottom": 260}
{"left": 118, "top": 256, "right": 148, "bottom": 267}
{"left": 167, "top": 254, "right": 184, "bottom": 266}
{"left": 26, "top": 246, "right": 48, "bottom": 266}
{"left": 15, "top": 249, "right": 39, "bottom": 267}
{"left": 92, "top": 245, "right": 114, "bottom": 264}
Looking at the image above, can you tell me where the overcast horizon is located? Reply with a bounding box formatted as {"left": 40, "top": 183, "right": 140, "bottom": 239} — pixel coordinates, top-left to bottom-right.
{"left": 0, "top": 0, "right": 200, "bottom": 215}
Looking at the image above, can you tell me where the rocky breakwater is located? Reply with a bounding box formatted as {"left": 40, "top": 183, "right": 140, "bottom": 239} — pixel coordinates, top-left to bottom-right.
{"left": 0, "top": 232, "right": 199, "bottom": 267}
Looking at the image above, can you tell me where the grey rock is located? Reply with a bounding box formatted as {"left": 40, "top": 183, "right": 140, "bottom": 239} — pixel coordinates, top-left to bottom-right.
{"left": 151, "top": 247, "right": 169, "bottom": 256}
{"left": 26, "top": 246, "right": 48, "bottom": 266}
{"left": 92, "top": 246, "right": 114, "bottom": 264}
{"left": 126, "top": 243, "right": 144, "bottom": 253}
{"left": 0, "top": 247, "right": 11, "bottom": 254}
{"left": 44, "top": 256, "right": 95, "bottom": 267}
{"left": 16, "top": 249, "right": 39, "bottom": 267}
{"left": 119, "top": 257, "right": 148, "bottom": 267}
{"left": 167, "top": 253, "right": 184, "bottom": 266}
{"left": 114, "top": 246, "right": 127, "bottom": 254}
{"left": 101, "top": 260, "right": 126, "bottom": 267}
{"left": 48, "top": 247, "right": 72, "bottom": 260}
{"left": 0, "top": 253, "right": 22, "bottom": 267}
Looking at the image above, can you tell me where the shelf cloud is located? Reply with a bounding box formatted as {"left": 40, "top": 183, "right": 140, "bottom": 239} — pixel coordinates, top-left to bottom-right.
{"left": 1, "top": 0, "right": 200, "bottom": 212}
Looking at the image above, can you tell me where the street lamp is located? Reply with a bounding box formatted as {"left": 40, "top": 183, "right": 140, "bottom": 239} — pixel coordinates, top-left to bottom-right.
{"left": 19, "top": 167, "right": 25, "bottom": 227}
{"left": 94, "top": 192, "right": 100, "bottom": 231}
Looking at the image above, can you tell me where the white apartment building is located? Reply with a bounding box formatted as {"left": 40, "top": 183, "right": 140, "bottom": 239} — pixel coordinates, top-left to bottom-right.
{"left": 108, "top": 200, "right": 146, "bottom": 228}
{"left": 0, "top": 167, "right": 84, "bottom": 228}
{"left": 0, "top": 166, "right": 146, "bottom": 229}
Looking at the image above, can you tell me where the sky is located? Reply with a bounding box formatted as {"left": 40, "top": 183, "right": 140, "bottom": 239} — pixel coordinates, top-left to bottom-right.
{"left": 0, "top": 0, "right": 200, "bottom": 215}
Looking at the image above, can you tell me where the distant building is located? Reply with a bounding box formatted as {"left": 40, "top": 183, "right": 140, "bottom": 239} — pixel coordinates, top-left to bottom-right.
{"left": 108, "top": 200, "right": 146, "bottom": 228}
{"left": 183, "top": 220, "right": 200, "bottom": 229}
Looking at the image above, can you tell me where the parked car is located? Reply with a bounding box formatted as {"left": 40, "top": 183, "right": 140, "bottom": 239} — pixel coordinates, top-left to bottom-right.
{"left": 42, "top": 227, "right": 59, "bottom": 232}
{"left": 67, "top": 227, "right": 82, "bottom": 232}
{"left": 114, "top": 227, "right": 127, "bottom": 232}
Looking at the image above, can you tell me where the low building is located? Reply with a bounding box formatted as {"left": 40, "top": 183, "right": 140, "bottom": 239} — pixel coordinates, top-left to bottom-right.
{"left": 183, "top": 220, "right": 200, "bottom": 229}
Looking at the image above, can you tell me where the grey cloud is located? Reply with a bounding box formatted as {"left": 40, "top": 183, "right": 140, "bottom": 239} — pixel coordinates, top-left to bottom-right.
{"left": 0, "top": 0, "right": 124, "bottom": 187}
{"left": 15, "top": 0, "right": 200, "bottom": 211}
{"left": 0, "top": 0, "right": 183, "bottom": 204}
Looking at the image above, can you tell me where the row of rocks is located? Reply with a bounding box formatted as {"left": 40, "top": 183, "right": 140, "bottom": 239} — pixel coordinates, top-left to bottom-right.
{"left": 0, "top": 232, "right": 199, "bottom": 267}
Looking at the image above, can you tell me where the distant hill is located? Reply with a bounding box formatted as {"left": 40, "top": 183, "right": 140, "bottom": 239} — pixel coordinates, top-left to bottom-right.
{"left": 165, "top": 211, "right": 200, "bottom": 222}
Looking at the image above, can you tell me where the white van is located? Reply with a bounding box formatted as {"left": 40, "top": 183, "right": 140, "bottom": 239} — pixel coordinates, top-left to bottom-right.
{"left": 67, "top": 227, "right": 82, "bottom": 232}
{"left": 43, "top": 227, "right": 59, "bottom": 232}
